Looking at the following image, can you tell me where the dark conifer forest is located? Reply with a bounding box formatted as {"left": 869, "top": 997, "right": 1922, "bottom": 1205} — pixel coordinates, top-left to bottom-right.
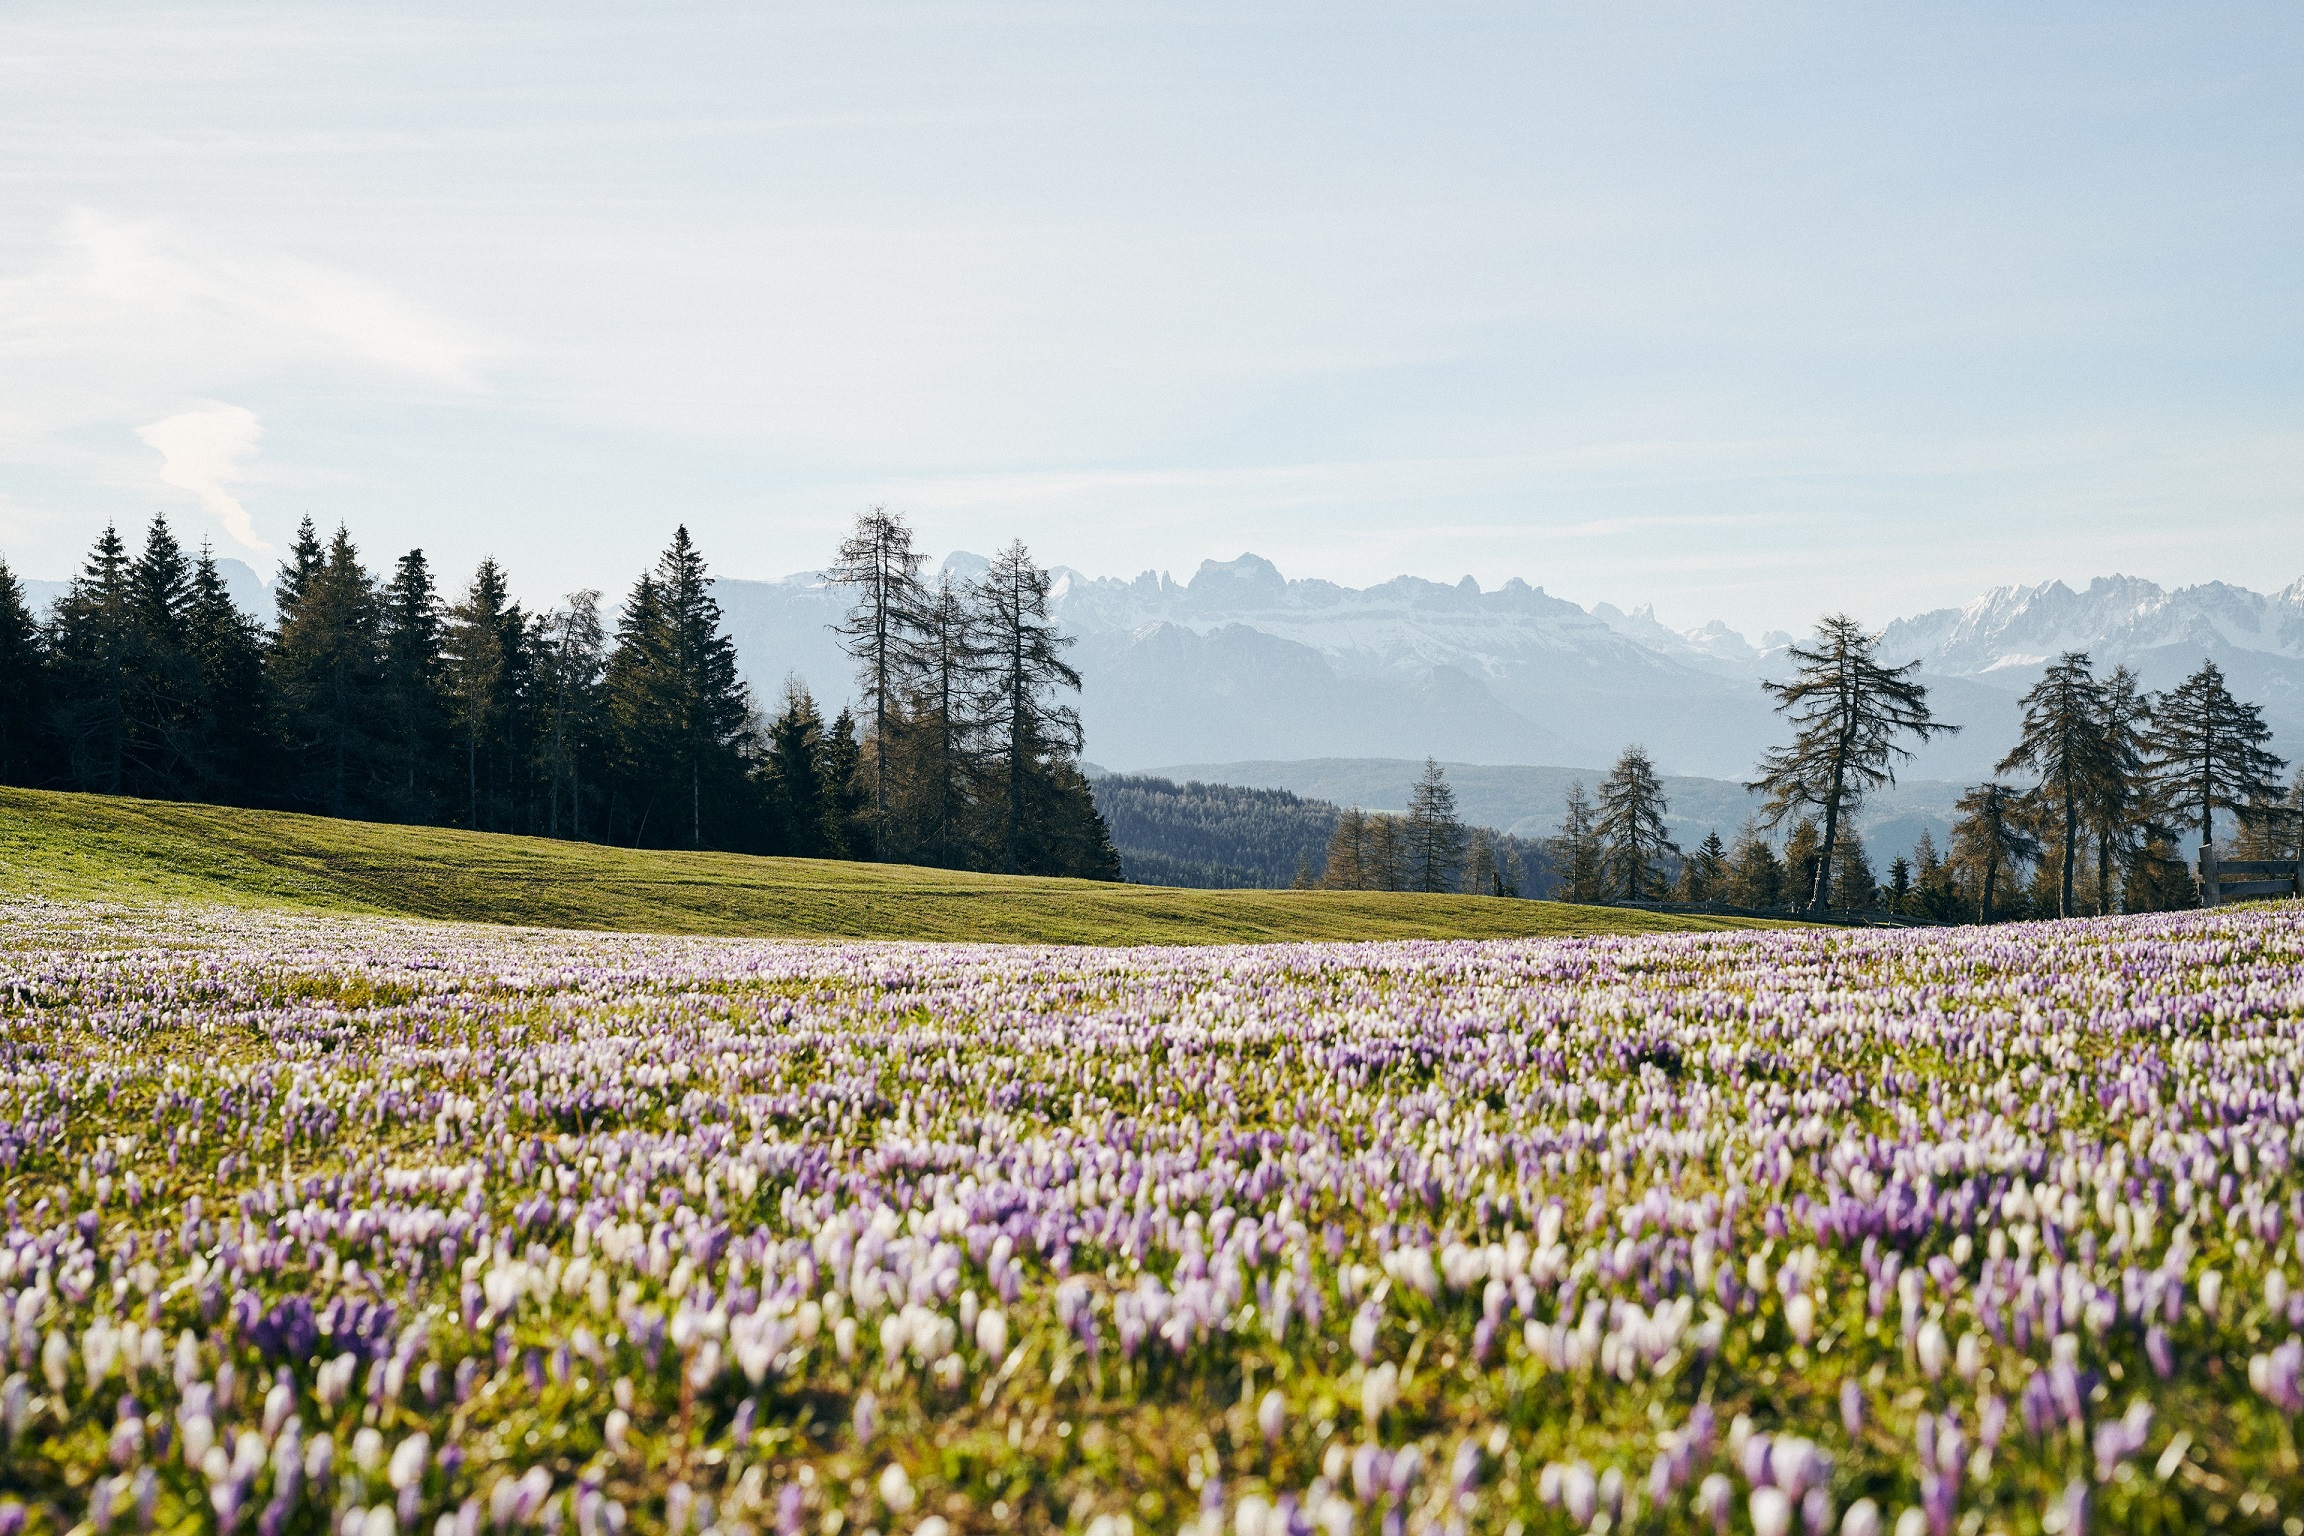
{"left": 0, "top": 510, "right": 1118, "bottom": 878}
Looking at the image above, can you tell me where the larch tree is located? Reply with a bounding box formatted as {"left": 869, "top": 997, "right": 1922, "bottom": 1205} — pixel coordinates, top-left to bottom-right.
{"left": 2080, "top": 664, "right": 2150, "bottom": 915}
{"left": 1322, "top": 807, "right": 1372, "bottom": 890}
{"left": 1952, "top": 781, "right": 2041, "bottom": 924}
{"left": 1997, "top": 651, "right": 2110, "bottom": 918}
{"left": 2143, "top": 659, "right": 2288, "bottom": 861}
{"left": 971, "top": 541, "right": 1084, "bottom": 875}
{"left": 828, "top": 507, "right": 927, "bottom": 850}
{"left": 1553, "top": 781, "right": 1605, "bottom": 903}
{"left": 1406, "top": 758, "right": 1467, "bottom": 893}
{"left": 1596, "top": 744, "right": 1676, "bottom": 900}
{"left": 1748, "top": 614, "right": 1956, "bottom": 914}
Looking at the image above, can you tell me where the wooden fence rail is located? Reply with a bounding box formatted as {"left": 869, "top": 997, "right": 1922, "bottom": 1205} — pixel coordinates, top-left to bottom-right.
{"left": 2200, "top": 846, "right": 2304, "bottom": 908}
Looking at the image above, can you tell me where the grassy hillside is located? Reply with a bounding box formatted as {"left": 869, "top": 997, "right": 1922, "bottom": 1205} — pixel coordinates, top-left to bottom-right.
{"left": 0, "top": 787, "right": 1782, "bottom": 945}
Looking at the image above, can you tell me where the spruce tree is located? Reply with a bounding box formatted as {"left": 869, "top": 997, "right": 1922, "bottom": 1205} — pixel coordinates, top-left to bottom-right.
{"left": 604, "top": 532, "right": 754, "bottom": 850}
{"left": 379, "top": 551, "right": 450, "bottom": 824}
{"left": 1952, "top": 781, "right": 2040, "bottom": 923}
{"left": 46, "top": 525, "right": 136, "bottom": 794}
{"left": 538, "top": 591, "right": 607, "bottom": 839}
{"left": 1596, "top": 745, "right": 1676, "bottom": 900}
{"left": 444, "top": 558, "right": 523, "bottom": 832}
{"left": 183, "top": 546, "right": 269, "bottom": 802}
{"left": 656, "top": 528, "right": 753, "bottom": 849}
{"left": 123, "top": 515, "right": 200, "bottom": 797}
{"left": 1884, "top": 855, "right": 1913, "bottom": 914}
{"left": 1405, "top": 758, "right": 1467, "bottom": 893}
{"left": 270, "top": 526, "right": 385, "bottom": 817}
{"left": 1679, "top": 829, "right": 1727, "bottom": 903}
{"left": 1782, "top": 817, "right": 1823, "bottom": 905}
{"left": 1828, "top": 829, "right": 1878, "bottom": 911}
{"left": 765, "top": 681, "right": 830, "bottom": 856}
{"left": 0, "top": 560, "right": 51, "bottom": 785}
{"left": 1725, "top": 819, "right": 1783, "bottom": 909}
{"left": 1748, "top": 614, "right": 1956, "bottom": 913}
{"left": 820, "top": 708, "right": 871, "bottom": 860}
{"left": 2143, "top": 658, "right": 2288, "bottom": 860}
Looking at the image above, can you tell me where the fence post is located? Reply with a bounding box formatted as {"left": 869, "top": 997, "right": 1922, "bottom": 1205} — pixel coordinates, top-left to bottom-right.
{"left": 2200, "top": 842, "right": 2220, "bottom": 909}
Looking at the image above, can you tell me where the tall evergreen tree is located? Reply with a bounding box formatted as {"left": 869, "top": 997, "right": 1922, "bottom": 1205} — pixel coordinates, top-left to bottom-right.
{"left": 0, "top": 559, "right": 50, "bottom": 785}
{"left": 971, "top": 541, "right": 1089, "bottom": 875}
{"left": 379, "top": 550, "right": 450, "bottom": 824}
{"left": 1678, "top": 829, "right": 1728, "bottom": 903}
{"left": 820, "top": 708, "right": 872, "bottom": 860}
{"left": 1748, "top": 614, "right": 1956, "bottom": 913}
{"left": 270, "top": 526, "right": 385, "bottom": 817}
{"left": 1596, "top": 744, "right": 1676, "bottom": 900}
{"left": 2080, "top": 665, "right": 2150, "bottom": 916}
{"left": 46, "top": 525, "right": 136, "bottom": 794}
{"left": 2143, "top": 658, "right": 2288, "bottom": 861}
{"left": 182, "top": 546, "right": 269, "bottom": 802}
{"left": 537, "top": 591, "right": 608, "bottom": 839}
{"left": 121, "top": 515, "right": 202, "bottom": 797}
{"left": 1551, "top": 781, "right": 1605, "bottom": 903}
{"left": 1952, "top": 781, "right": 2039, "bottom": 923}
{"left": 764, "top": 681, "right": 831, "bottom": 856}
{"left": 1782, "top": 817, "right": 1823, "bottom": 906}
{"left": 828, "top": 507, "right": 927, "bottom": 849}
{"left": 1828, "top": 829, "right": 1878, "bottom": 911}
{"left": 605, "top": 531, "right": 754, "bottom": 850}
{"left": 1724, "top": 818, "right": 1783, "bottom": 909}
{"left": 444, "top": 558, "right": 525, "bottom": 832}
{"left": 1997, "top": 652, "right": 2110, "bottom": 918}
{"left": 1405, "top": 758, "right": 1467, "bottom": 893}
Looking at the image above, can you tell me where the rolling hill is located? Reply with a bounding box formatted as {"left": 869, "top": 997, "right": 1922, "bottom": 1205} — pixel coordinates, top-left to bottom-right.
{"left": 0, "top": 788, "right": 1778, "bottom": 945}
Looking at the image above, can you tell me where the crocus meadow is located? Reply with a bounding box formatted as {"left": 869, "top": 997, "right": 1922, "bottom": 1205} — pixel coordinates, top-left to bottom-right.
{"left": 1, "top": 899, "right": 2301, "bottom": 1536}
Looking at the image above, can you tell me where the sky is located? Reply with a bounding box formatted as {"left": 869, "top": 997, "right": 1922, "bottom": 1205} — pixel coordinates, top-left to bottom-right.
{"left": 1, "top": 2, "right": 2299, "bottom": 638}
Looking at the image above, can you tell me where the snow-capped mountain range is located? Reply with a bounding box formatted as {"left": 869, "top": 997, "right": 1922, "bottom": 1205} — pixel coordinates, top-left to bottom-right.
{"left": 21, "top": 553, "right": 2303, "bottom": 790}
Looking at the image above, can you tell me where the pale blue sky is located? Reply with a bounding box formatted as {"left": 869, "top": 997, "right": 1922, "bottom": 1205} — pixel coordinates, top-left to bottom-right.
{"left": 1, "top": 3, "right": 2297, "bottom": 635}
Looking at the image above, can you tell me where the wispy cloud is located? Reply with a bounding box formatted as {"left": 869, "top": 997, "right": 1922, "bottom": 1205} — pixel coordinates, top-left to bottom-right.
{"left": 0, "top": 207, "right": 494, "bottom": 476}
{"left": 136, "top": 403, "right": 267, "bottom": 552}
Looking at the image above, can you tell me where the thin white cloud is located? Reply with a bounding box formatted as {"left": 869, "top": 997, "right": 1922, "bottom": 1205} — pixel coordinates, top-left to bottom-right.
{"left": 0, "top": 208, "right": 498, "bottom": 447}
{"left": 136, "top": 403, "right": 267, "bottom": 553}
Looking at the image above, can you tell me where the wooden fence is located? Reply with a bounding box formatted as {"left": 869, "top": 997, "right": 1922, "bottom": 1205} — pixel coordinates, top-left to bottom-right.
{"left": 2200, "top": 846, "right": 2304, "bottom": 908}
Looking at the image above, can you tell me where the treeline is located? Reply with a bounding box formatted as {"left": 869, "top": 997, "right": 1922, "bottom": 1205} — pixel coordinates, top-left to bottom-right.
{"left": 0, "top": 510, "right": 1118, "bottom": 878}
{"left": 1314, "top": 760, "right": 1550, "bottom": 896}
{"left": 1090, "top": 775, "right": 1338, "bottom": 888}
{"left": 1091, "top": 764, "right": 1550, "bottom": 894}
{"left": 1541, "top": 619, "right": 2302, "bottom": 921}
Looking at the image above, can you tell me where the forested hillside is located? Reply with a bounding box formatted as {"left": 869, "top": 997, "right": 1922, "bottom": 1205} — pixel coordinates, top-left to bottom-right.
{"left": 1091, "top": 770, "right": 1556, "bottom": 894}
{"left": 0, "top": 509, "right": 1119, "bottom": 881}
